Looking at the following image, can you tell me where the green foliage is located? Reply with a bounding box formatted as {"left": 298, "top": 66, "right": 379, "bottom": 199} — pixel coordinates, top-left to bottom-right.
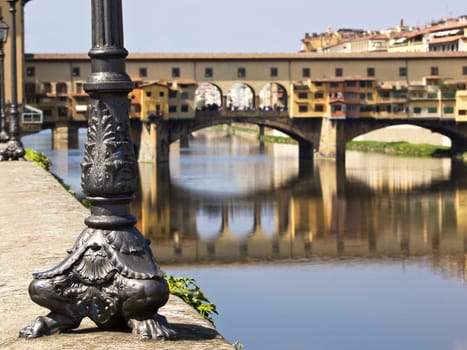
{"left": 24, "top": 148, "right": 51, "bottom": 171}
{"left": 260, "top": 134, "right": 297, "bottom": 145}
{"left": 346, "top": 140, "right": 450, "bottom": 158}
{"left": 25, "top": 148, "right": 90, "bottom": 208}
{"left": 165, "top": 275, "right": 218, "bottom": 325}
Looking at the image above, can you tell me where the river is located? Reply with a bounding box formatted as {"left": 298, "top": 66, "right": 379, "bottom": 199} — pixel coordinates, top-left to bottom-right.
{"left": 22, "top": 128, "right": 467, "bottom": 350}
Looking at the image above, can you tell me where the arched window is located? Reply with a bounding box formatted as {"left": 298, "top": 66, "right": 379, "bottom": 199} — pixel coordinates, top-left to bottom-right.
{"left": 56, "top": 82, "right": 68, "bottom": 95}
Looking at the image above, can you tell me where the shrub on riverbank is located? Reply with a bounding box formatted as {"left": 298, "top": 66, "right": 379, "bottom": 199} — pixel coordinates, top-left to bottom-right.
{"left": 346, "top": 140, "right": 450, "bottom": 157}
{"left": 25, "top": 148, "right": 51, "bottom": 170}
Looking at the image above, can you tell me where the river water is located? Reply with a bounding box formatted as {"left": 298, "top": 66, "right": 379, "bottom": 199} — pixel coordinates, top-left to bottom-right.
{"left": 22, "top": 129, "right": 467, "bottom": 350}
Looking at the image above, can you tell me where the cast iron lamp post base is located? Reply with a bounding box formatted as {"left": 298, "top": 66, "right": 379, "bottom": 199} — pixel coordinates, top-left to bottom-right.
{"left": 19, "top": 225, "right": 176, "bottom": 340}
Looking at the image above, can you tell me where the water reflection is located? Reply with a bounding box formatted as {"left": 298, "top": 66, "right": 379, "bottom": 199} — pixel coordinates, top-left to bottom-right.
{"left": 132, "top": 136, "right": 467, "bottom": 285}
{"left": 23, "top": 129, "right": 467, "bottom": 349}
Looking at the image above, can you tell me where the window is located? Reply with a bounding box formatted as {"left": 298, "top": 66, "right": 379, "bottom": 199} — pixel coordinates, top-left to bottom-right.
{"left": 181, "top": 92, "right": 189, "bottom": 99}
{"left": 459, "top": 110, "right": 467, "bottom": 116}
{"left": 463, "top": 66, "right": 467, "bottom": 75}
{"left": 58, "top": 107, "right": 68, "bottom": 117}
{"left": 25, "top": 83, "right": 36, "bottom": 95}
{"left": 146, "top": 91, "right": 152, "bottom": 97}
{"left": 72, "top": 67, "right": 80, "bottom": 77}
{"left": 344, "top": 92, "right": 357, "bottom": 99}
{"left": 237, "top": 67, "right": 246, "bottom": 78}
{"left": 42, "top": 82, "right": 52, "bottom": 94}
{"left": 345, "top": 81, "right": 356, "bottom": 87}
{"left": 399, "top": 67, "right": 407, "bottom": 77}
{"left": 139, "top": 67, "right": 147, "bottom": 77}
{"left": 159, "top": 91, "right": 165, "bottom": 97}
{"left": 367, "top": 67, "right": 375, "bottom": 77}
{"left": 428, "top": 107, "right": 437, "bottom": 113}
{"left": 413, "top": 107, "right": 421, "bottom": 114}
{"left": 431, "top": 66, "right": 439, "bottom": 76}
{"left": 379, "top": 91, "right": 390, "bottom": 98}
{"left": 314, "top": 104, "right": 324, "bottom": 112}
{"left": 302, "top": 68, "right": 310, "bottom": 78}
{"left": 169, "top": 105, "right": 177, "bottom": 113}
{"left": 169, "top": 90, "right": 177, "bottom": 98}
{"left": 330, "top": 82, "right": 339, "bottom": 88}
{"left": 442, "top": 91, "right": 455, "bottom": 99}
{"left": 298, "top": 92, "right": 308, "bottom": 99}
{"left": 181, "top": 104, "right": 189, "bottom": 112}
{"left": 314, "top": 92, "right": 324, "bottom": 99}
{"left": 75, "top": 82, "right": 83, "bottom": 94}
{"left": 56, "top": 82, "right": 68, "bottom": 95}
{"left": 270, "top": 67, "right": 278, "bottom": 77}
{"left": 298, "top": 105, "right": 308, "bottom": 113}
{"left": 332, "top": 104, "right": 343, "bottom": 112}
{"left": 26, "top": 66, "right": 35, "bottom": 77}
{"left": 43, "top": 109, "right": 52, "bottom": 117}
{"left": 171, "top": 67, "right": 180, "bottom": 78}
{"left": 204, "top": 67, "right": 213, "bottom": 78}
{"left": 444, "top": 106, "right": 454, "bottom": 114}
{"left": 335, "top": 68, "right": 343, "bottom": 77}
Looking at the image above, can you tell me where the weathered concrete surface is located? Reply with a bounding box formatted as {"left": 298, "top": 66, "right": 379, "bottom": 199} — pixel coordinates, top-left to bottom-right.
{"left": 0, "top": 161, "right": 233, "bottom": 349}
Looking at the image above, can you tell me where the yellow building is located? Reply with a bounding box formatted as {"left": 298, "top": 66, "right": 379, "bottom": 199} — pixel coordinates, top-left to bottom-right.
{"left": 455, "top": 90, "right": 467, "bottom": 121}
{"left": 138, "top": 81, "right": 169, "bottom": 121}
{"left": 167, "top": 80, "right": 197, "bottom": 119}
{"left": 300, "top": 28, "right": 342, "bottom": 52}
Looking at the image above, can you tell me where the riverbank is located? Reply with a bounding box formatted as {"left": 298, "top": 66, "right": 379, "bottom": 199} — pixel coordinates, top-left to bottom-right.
{"left": 346, "top": 140, "right": 453, "bottom": 158}
{"left": 222, "top": 124, "right": 464, "bottom": 159}
{"left": 0, "top": 161, "right": 233, "bottom": 349}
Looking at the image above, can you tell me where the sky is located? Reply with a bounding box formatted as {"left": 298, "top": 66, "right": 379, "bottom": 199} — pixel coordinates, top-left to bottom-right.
{"left": 24, "top": 0, "right": 467, "bottom": 54}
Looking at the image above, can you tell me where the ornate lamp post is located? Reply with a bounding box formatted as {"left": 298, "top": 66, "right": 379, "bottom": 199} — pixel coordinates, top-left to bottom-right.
{"left": 19, "top": 0, "right": 175, "bottom": 340}
{"left": 0, "top": 17, "right": 9, "bottom": 142}
{"left": 1, "top": 0, "right": 24, "bottom": 160}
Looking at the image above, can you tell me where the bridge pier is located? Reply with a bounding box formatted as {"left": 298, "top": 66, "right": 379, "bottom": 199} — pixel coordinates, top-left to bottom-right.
{"left": 179, "top": 134, "right": 189, "bottom": 148}
{"left": 298, "top": 140, "right": 314, "bottom": 160}
{"left": 317, "top": 117, "right": 346, "bottom": 160}
{"left": 138, "top": 121, "right": 170, "bottom": 163}
{"left": 52, "top": 124, "right": 79, "bottom": 149}
{"left": 450, "top": 137, "right": 467, "bottom": 155}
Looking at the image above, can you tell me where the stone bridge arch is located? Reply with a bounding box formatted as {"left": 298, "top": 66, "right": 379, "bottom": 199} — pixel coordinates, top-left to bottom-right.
{"left": 341, "top": 119, "right": 467, "bottom": 152}
{"left": 161, "top": 115, "right": 324, "bottom": 162}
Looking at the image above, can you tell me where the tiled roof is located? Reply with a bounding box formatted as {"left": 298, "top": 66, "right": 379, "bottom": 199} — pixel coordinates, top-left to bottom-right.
{"left": 25, "top": 51, "right": 467, "bottom": 61}
{"left": 429, "top": 35, "right": 466, "bottom": 45}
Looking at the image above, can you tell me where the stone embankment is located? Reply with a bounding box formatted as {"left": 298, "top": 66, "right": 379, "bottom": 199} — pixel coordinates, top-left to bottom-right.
{"left": 0, "top": 161, "right": 233, "bottom": 349}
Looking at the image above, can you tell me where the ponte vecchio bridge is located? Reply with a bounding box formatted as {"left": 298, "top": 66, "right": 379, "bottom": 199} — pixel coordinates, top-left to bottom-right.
{"left": 23, "top": 52, "right": 467, "bottom": 162}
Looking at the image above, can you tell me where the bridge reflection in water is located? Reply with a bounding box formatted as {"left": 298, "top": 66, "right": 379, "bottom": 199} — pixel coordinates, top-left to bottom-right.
{"left": 131, "top": 140, "right": 467, "bottom": 280}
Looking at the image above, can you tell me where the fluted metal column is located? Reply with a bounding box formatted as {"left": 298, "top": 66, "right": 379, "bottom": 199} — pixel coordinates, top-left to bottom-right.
{"left": 1, "top": 0, "right": 24, "bottom": 160}
{"left": 0, "top": 33, "right": 8, "bottom": 142}
{"left": 19, "top": 0, "right": 175, "bottom": 340}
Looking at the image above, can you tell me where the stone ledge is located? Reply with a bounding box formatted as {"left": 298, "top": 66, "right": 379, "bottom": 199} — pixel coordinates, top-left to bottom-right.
{"left": 0, "top": 161, "right": 232, "bottom": 349}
